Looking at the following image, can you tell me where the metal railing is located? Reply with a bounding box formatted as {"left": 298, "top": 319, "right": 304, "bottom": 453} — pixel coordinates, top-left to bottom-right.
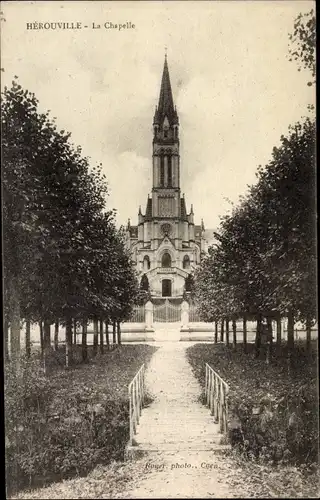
{"left": 153, "top": 299, "right": 181, "bottom": 323}
{"left": 189, "top": 304, "right": 202, "bottom": 323}
{"left": 127, "top": 305, "right": 145, "bottom": 323}
{"left": 128, "top": 364, "right": 145, "bottom": 445}
{"left": 205, "top": 363, "right": 229, "bottom": 434}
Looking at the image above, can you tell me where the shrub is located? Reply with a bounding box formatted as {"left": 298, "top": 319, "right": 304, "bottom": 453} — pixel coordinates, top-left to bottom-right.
{"left": 186, "top": 342, "right": 318, "bottom": 465}
{"left": 5, "top": 344, "right": 157, "bottom": 495}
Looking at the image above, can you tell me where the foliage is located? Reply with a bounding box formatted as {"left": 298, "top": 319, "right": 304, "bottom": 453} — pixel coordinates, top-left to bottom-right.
{"left": 185, "top": 273, "right": 195, "bottom": 293}
{"left": 2, "top": 79, "right": 139, "bottom": 359}
{"left": 288, "top": 9, "right": 316, "bottom": 85}
{"left": 194, "top": 118, "right": 316, "bottom": 327}
{"left": 194, "top": 9, "right": 316, "bottom": 333}
{"left": 5, "top": 345, "right": 158, "bottom": 495}
{"left": 186, "top": 342, "right": 318, "bottom": 465}
{"left": 11, "top": 460, "right": 150, "bottom": 500}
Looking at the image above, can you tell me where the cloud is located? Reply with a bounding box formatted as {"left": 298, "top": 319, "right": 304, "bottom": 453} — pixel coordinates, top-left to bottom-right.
{"left": 105, "top": 151, "right": 151, "bottom": 225}
{"left": 1, "top": 0, "right": 315, "bottom": 230}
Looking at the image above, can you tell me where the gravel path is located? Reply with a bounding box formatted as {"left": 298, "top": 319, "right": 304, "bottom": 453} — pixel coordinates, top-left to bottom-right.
{"left": 120, "top": 341, "right": 235, "bottom": 498}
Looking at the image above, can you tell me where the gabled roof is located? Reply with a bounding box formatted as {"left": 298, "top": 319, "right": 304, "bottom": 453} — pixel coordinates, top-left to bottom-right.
{"left": 158, "top": 234, "right": 175, "bottom": 249}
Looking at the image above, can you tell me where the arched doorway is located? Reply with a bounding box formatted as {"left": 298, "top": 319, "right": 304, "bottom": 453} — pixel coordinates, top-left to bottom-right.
{"left": 162, "top": 279, "right": 172, "bottom": 297}
{"left": 161, "top": 252, "right": 172, "bottom": 268}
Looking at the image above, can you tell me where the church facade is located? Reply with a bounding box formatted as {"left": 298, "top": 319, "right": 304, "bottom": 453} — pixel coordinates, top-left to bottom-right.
{"left": 126, "top": 57, "right": 213, "bottom": 299}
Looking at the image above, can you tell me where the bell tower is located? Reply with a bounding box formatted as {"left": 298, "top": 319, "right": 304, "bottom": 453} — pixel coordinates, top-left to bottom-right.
{"left": 152, "top": 55, "right": 181, "bottom": 218}
{"left": 126, "top": 55, "right": 210, "bottom": 300}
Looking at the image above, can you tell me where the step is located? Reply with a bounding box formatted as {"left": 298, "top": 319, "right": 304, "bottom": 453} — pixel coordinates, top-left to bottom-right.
{"left": 135, "top": 434, "right": 224, "bottom": 442}
{"left": 136, "top": 441, "right": 226, "bottom": 448}
{"left": 128, "top": 444, "right": 231, "bottom": 452}
{"left": 136, "top": 429, "right": 221, "bottom": 435}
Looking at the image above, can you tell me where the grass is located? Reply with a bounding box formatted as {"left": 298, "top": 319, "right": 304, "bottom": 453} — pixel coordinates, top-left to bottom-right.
{"left": 186, "top": 341, "right": 318, "bottom": 486}
{"left": 187, "top": 342, "right": 319, "bottom": 498}
{"left": 5, "top": 344, "right": 158, "bottom": 496}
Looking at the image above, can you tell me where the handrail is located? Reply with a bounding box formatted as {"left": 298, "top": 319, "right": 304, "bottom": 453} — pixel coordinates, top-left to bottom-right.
{"left": 128, "top": 364, "right": 145, "bottom": 445}
{"left": 205, "top": 363, "right": 229, "bottom": 434}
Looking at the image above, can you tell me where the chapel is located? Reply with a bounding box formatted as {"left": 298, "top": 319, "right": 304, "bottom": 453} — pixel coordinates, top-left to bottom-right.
{"left": 126, "top": 56, "right": 213, "bottom": 299}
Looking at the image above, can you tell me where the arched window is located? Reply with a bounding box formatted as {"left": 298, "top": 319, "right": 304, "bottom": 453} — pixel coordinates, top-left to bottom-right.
{"left": 167, "top": 156, "right": 172, "bottom": 187}
{"left": 143, "top": 255, "right": 150, "bottom": 271}
{"left": 161, "top": 252, "right": 171, "bottom": 268}
{"left": 160, "top": 156, "right": 165, "bottom": 187}
{"left": 183, "top": 255, "right": 190, "bottom": 269}
{"left": 140, "top": 274, "right": 149, "bottom": 291}
{"left": 185, "top": 273, "right": 194, "bottom": 292}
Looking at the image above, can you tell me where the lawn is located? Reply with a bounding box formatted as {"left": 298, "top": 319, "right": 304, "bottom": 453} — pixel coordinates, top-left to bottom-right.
{"left": 5, "top": 344, "right": 158, "bottom": 496}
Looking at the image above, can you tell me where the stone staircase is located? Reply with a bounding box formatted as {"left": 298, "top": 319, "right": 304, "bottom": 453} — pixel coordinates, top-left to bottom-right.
{"left": 134, "top": 405, "right": 228, "bottom": 453}
{"left": 126, "top": 341, "right": 230, "bottom": 457}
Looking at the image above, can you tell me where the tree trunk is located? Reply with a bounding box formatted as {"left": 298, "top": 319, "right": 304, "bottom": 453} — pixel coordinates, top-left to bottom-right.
{"left": 39, "top": 320, "right": 44, "bottom": 360}
{"left": 10, "top": 279, "right": 21, "bottom": 369}
{"left": 73, "top": 319, "right": 77, "bottom": 346}
{"left": 306, "top": 317, "right": 312, "bottom": 354}
{"left": 82, "top": 321, "right": 88, "bottom": 362}
{"left": 54, "top": 321, "right": 59, "bottom": 351}
{"left": 266, "top": 317, "right": 273, "bottom": 365}
{"left": 255, "top": 314, "right": 262, "bottom": 358}
{"left": 99, "top": 319, "right": 104, "bottom": 354}
{"left": 243, "top": 315, "right": 247, "bottom": 353}
{"left": 220, "top": 319, "right": 224, "bottom": 342}
{"left": 65, "top": 318, "right": 73, "bottom": 368}
{"left": 225, "top": 318, "right": 230, "bottom": 346}
{"left": 232, "top": 317, "right": 237, "bottom": 348}
{"left": 4, "top": 319, "right": 9, "bottom": 361}
{"left": 276, "top": 313, "right": 282, "bottom": 348}
{"left": 43, "top": 321, "right": 51, "bottom": 373}
{"left": 214, "top": 321, "right": 218, "bottom": 343}
{"left": 43, "top": 321, "right": 51, "bottom": 350}
{"left": 26, "top": 319, "right": 31, "bottom": 358}
{"left": 105, "top": 320, "right": 110, "bottom": 349}
{"left": 113, "top": 320, "right": 117, "bottom": 344}
{"left": 287, "top": 309, "right": 295, "bottom": 374}
{"left": 287, "top": 310, "right": 295, "bottom": 350}
{"left": 93, "top": 319, "right": 99, "bottom": 355}
{"left": 117, "top": 321, "right": 122, "bottom": 346}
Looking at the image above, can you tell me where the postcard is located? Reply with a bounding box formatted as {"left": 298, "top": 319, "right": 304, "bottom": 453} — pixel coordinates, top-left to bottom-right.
{"left": 2, "top": 1, "right": 317, "bottom": 498}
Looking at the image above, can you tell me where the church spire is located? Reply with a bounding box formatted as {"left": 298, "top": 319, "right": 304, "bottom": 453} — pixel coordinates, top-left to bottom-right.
{"left": 158, "top": 55, "right": 174, "bottom": 116}
{"left": 153, "top": 55, "right": 178, "bottom": 126}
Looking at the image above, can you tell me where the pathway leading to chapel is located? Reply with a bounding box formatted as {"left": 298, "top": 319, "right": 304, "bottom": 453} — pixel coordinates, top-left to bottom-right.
{"left": 121, "top": 338, "right": 236, "bottom": 499}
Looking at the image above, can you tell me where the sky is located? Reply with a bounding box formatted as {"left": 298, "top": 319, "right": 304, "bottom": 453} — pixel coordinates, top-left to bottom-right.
{"left": 1, "top": 0, "right": 315, "bottom": 230}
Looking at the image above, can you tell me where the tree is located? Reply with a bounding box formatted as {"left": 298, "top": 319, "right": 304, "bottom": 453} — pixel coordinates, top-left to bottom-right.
{"left": 2, "top": 79, "right": 139, "bottom": 367}
{"left": 194, "top": 118, "right": 316, "bottom": 358}
{"left": 288, "top": 9, "right": 316, "bottom": 86}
